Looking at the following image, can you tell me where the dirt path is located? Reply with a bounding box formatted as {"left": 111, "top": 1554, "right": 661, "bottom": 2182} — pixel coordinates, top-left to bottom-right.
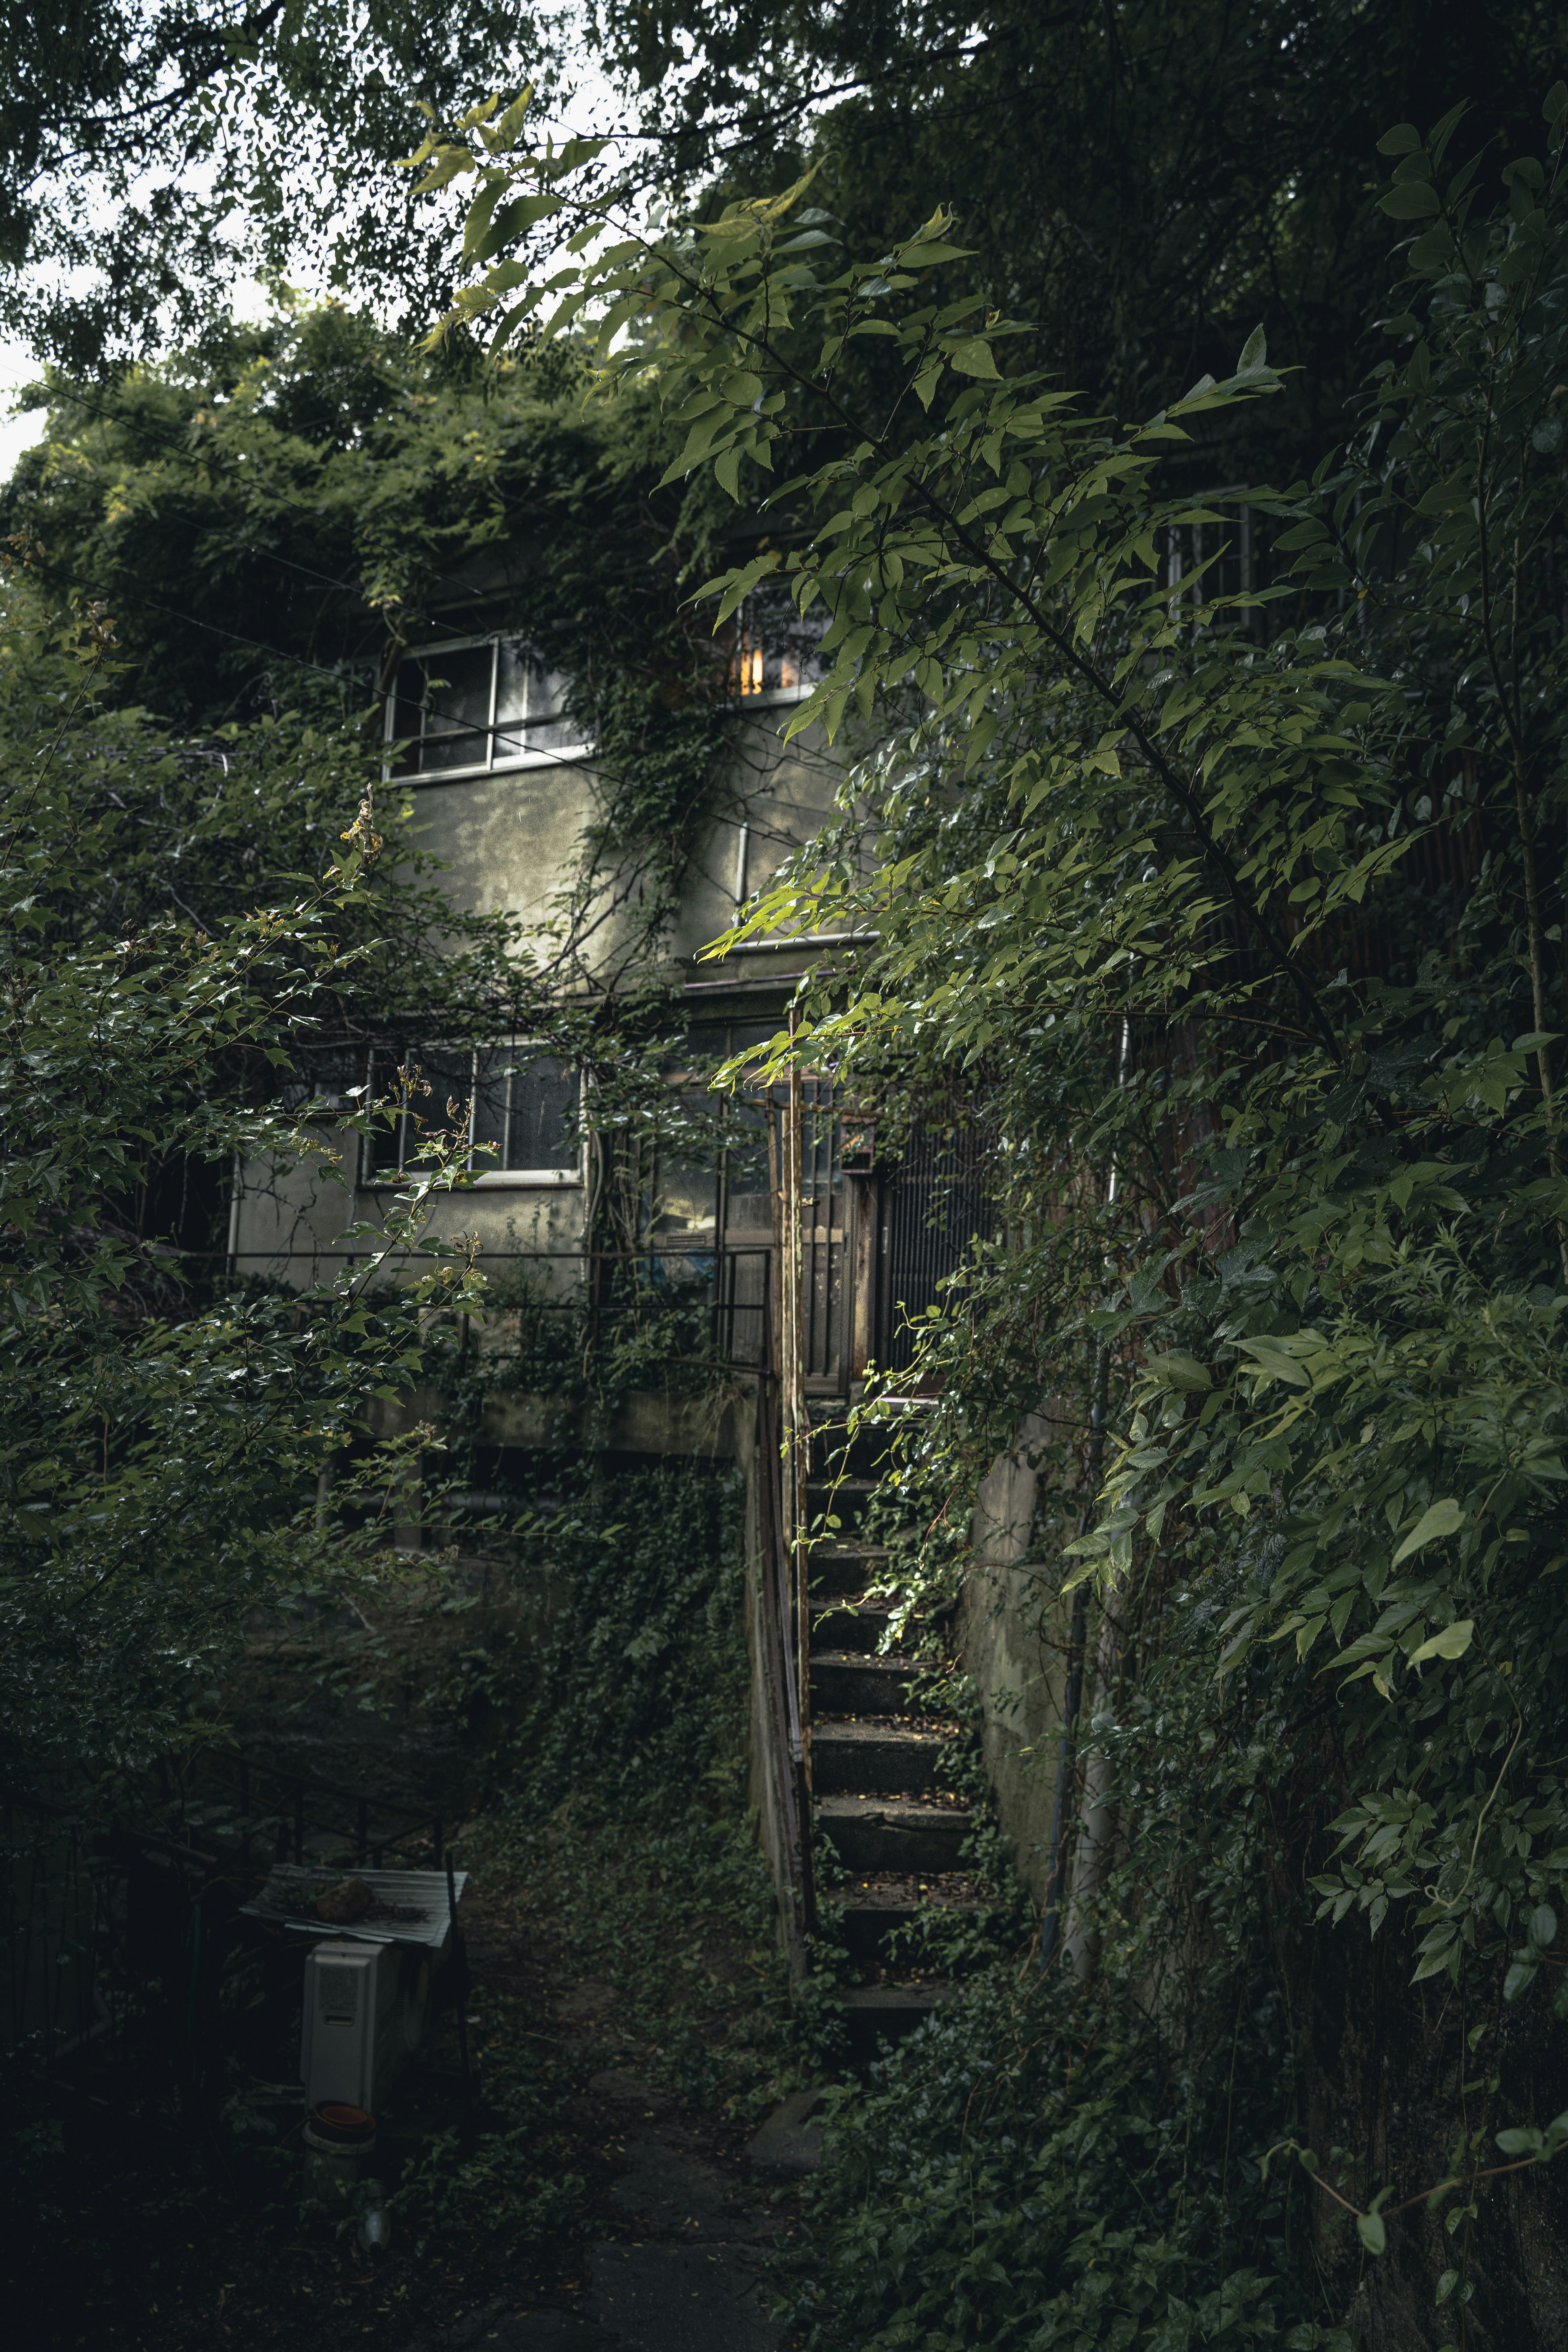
{"left": 389, "top": 1878, "right": 810, "bottom": 2352}
{"left": 34, "top": 1829, "right": 817, "bottom": 2352}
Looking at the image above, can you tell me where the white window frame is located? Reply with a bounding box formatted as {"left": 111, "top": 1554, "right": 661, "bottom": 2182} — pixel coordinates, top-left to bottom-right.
{"left": 382, "top": 634, "right": 592, "bottom": 783}
{"left": 361, "top": 1042, "right": 584, "bottom": 1190}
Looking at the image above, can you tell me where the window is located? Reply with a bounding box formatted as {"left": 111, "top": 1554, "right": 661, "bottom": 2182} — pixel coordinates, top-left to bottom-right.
{"left": 365, "top": 1045, "right": 581, "bottom": 1186}
{"left": 385, "top": 637, "right": 584, "bottom": 780}
{"left": 725, "top": 591, "right": 828, "bottom": 701}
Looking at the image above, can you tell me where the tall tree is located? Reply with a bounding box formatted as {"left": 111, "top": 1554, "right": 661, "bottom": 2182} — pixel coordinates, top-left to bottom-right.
{"left": 0, "top": 2, "right": 548, "bottom": 369}
{"left": 590, "top": 0, "right": 1567, "bottom": 482}
{"left": 421, "top": 74, "right": 1568, "bottom": 2336}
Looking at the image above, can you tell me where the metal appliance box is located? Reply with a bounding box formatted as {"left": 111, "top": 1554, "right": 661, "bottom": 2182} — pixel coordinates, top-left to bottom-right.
{"left": 300, "top": 1938, "right": 430, "bottom": 2113}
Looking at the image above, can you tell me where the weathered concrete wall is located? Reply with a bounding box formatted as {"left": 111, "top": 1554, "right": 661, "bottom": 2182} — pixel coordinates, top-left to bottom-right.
{"left": 233, "top": 1138, "right": 588, "bottom": 1287}
{"left": 961, "top": 1414, "right": 1062, "bottom": 1903}
{"left": 234, "top": 711, "right": 840, "bottom": 1286}
{"left": 401, "top": 755, "right": 597, "bottom": 939}
{"left": 369, "top": 1379, "right": 744, "bottom": 1461}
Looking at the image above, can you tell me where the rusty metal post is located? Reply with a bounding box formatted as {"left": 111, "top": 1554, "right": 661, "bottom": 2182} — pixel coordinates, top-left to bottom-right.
{"left": 781, "top": 1011, "right": 815, "bottom": 1942}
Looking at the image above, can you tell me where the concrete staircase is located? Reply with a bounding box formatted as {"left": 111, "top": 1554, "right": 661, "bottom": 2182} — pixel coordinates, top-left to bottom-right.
{"left": 804, "top": 1414, "right": 983, "bottom": 2063}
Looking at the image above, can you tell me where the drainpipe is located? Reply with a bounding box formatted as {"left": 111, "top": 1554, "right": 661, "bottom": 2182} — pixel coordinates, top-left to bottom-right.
{"left": 732, "top": 820, "right": 750, "bottom": 923}
{"left": 225, "top": 1150, "right": 243, "bottom": 1277}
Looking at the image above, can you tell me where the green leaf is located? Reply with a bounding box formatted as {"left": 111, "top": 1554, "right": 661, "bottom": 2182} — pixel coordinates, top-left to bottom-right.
{"left": 1503, "top": 1962, "right": 1538, "bottom": 2007}
{"left": 1495, "top": 2124, "right": 1545, "bottom": 2152}
{"left": 475, "top": 187, "right": 562, "bottom": 262}
{"left": 1529, "top": 1904, "right": 1558, "bottom": 1949}
{"left": 1392, "top": 1498, "right": 1465, "bottom": 1566}
{"left": 713, "top": 444, "right": 744, "bottom": 501}
{"left": 1380, "top": 182, "right": 1443, "bottom": 220}
{"left": 1356, "top": 2211, "right": 1387, "bottom": 2256}
{"left": 1406, "top": 1619, "right": 1474, "bottom": 1668}
{"left": 1235, "top": 1336, "right": 1312, "bottom": 1389}
{"left": 947, "top": 338, "right": 1000, "bottom": 379}
{"left": 1237, "top": 324, "right": 1267, "bottom": 373}
{"left": 1377, "top": 123, "right": 1424, "bottom": 156}
{"left": 1145, "top": 1351, "right": 1212, "bottom": 1392}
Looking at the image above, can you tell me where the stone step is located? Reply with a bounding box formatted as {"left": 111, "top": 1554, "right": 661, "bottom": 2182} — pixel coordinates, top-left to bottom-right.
{"left": 812, "top": 1719, "right": 948, "bottom": 1795}
{"left": 835, "top": 1882, "right": 986, "bottom": 1965}
{"left": 744, "top": 2087, "right": 826, "bottom": 2175}
{"left": 808, "top": 1599, "right": 900, "bottom": 1652}
{"left": 816, "top": 1794, "right": 972, "bottom": 1875}
{"left": 808, "top": 1544, "right": 894, "bottom": 1594}
{"left": 809, "top": 1651, "right": 918, "bottom": 1715}
{"left": 835, "top": 1980, "right": 957, "bottom": 2063}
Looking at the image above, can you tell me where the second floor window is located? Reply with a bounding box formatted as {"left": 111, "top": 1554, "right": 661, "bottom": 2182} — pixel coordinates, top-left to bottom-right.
{"left": 726, "top": 591, "right": 828, "bottom": 699}
{"left": 386, "top": 637, "right": 583, "bottom": 779}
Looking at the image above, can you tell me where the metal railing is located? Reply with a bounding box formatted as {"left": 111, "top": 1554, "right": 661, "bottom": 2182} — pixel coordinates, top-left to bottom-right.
{"left": 2, "top": 1751, "right": 443, "bottom": 2104}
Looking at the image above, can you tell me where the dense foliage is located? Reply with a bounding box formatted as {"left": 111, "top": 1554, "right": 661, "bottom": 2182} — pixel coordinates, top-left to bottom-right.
{"left": 2, "top": 304, "right": 743, "bottom": 973}
{"left": 590, "top": 0, "right": 1565, "bottom": 486}
{"left": 0, "top": 575, "right": 508, "bottom": 1765}
{"left": 425, "top": 75, "right": 1568, "bottom": 2341}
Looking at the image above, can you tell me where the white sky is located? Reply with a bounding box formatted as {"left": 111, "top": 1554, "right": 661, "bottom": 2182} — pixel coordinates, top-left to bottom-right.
{"left": 0, "top": 340, "right": 46, "bottom": 481}
{"left": 0, "top": 259, "right": 279, "bottom": 483}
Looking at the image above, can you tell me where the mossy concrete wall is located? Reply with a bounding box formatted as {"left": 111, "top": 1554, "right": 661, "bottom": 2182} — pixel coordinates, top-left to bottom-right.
{"left": 960, "top": 1414, "right": 1063, "bottom": 1904}
{"left": 357, "top": 1379, "right": 795, "bottom": 1918}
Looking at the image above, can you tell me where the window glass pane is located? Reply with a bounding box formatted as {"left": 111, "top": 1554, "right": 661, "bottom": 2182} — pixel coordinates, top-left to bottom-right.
{"left": 525, "top": 664, "right": 578, "bottom": 754}
{"left": 680, "top": 1022, "right": 732, "bottom": 1061}
{"left": 470, "top": 1048, "right": 510, "bottom": 1172}
{"left": 365, "top": 1051, "right": 408, "bottom": 1177}
{"left": 498, "top": 1053, "right": 578, "bottom": 1171}
{"left": 496, "top": 640, "right": 579, "bottom": 760}
{"left": 494, "top": 639, "right": 532, "bottom": 735}
{"left": 654, "top": 1091, "right": 722, "bottom": 1238}
{"left": 363, "top": 1049, "right": 472, "bottom": 1176}
{"left": 723, "top": 1097, "right": 773, "bottom": 1232}
{"left": 403, "top": 645, "right": 493, "bottom": 774}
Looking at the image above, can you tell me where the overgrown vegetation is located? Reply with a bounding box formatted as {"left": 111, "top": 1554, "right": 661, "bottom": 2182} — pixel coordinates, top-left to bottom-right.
{"left": 0, "top": 565, "right": 515, "bottom": 1766}
{"left": 421, "top": 72, "right": 1568, "bottom": 2344}
{"left": 21, "top": 16, "right": 1568, "bottom": 2346}
{"left": 3, "top": 305, "right": 746, "bottom": 977}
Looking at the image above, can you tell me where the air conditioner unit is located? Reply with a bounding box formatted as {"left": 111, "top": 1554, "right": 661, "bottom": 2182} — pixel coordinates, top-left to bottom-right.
{"left": 300, "top": 1939, "right": 433, "bottom": 2114}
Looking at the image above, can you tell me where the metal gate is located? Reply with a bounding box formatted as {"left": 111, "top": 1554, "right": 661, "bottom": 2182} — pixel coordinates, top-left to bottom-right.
{"left": 875, "top": 1123, "right": 995, "bottom": 1376}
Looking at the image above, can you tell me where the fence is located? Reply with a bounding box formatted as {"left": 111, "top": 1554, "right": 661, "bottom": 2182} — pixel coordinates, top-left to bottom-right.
{"left": 2, "top": 1753, "right": 443, "bottom": 2116}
